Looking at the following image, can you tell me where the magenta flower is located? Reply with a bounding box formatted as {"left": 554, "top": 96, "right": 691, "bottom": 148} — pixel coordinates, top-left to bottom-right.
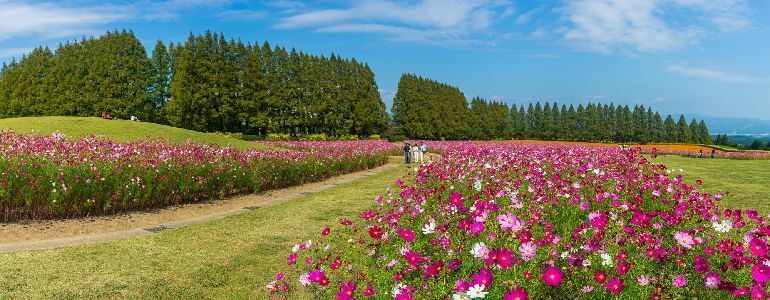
{"left": 368, "top": 226, "right": 384, "bottom": 240}
{"left": 472, "top": 269, "right": 494, "bottom": 288}
{"left": 496, "top": 248, "right": 515, "bottom": 269}
{"left": 604, "top": 277, "right": 624, "bottom": 295}
{"left": 362, "top": 284, "right": 376, "bottom": 297}
{"left": 504, "top": 287, "right": 529, "bottom": 300}
{"left": 749, "top": 238, "right": 768, "bottom": 257}
{"left": 399, "top": 228, "right": 416, "bottom": 243}
{"left": 404, "top": 251, "right": 424, "bottom": 266}
{"left": 752, "top": 263, "right": 770, "bottom": 283}
{"left": 336, "top": 280, "right": 357, "bottom": 300}
{"left": 541, "top": 266, "right": 564, "bottom": 286}
{"left": 594, "top": 270, "right": 607, "bottom": 284}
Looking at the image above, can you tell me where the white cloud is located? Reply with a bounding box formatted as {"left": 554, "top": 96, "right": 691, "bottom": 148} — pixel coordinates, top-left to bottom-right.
{"left": 559, "top": 0, "right": 751, "bottom": 53}
{"left": 276, "top": 0, "right": 513, "bottom": 45}
{"left": 666, "top": 62, "right": 767, "bottom": 83}
{"left": 514, "top": 8, "right": 537, "bottom": 25}
{"left": 0, "top": 0, "right": 128, "bottom": 41}
{"left": 216, "top": 10, "right": 267, "bottom": 21}
{"left": 0, "top": 0, "right": 231, "bottom": 42}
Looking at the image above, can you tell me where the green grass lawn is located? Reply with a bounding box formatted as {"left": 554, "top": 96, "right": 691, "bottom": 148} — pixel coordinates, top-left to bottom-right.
{"left": 649, "top": 155, "right": 770, "bottom": 213}
{"left": 0, "top": 116, "right": 265, "bottom": 150}
{"left": 0, "top": 158, "right": 406, "bottom": 300}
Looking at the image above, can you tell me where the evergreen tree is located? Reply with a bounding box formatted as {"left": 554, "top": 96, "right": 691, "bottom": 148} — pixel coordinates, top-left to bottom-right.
{"left": 677, "top": 115, "right": 694, "bottom": 143}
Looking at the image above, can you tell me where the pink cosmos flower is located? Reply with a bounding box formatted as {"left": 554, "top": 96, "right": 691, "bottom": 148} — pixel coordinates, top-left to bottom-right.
{"left": 504, "top": 287, "right": 529, "bottom": 300}
{"left": 637, "top": 275, "right": 651, "bottom": 286}
{"left": 705, "top": 273, "right": 720, "bottom": 289}
{"left": 674, "top": 231, "right": 694, "bottom": 249}
{"left": 519, "top": 241, "right": 537, "bottom": 261}
{"left": 362, "top": 284, "right": 376, "bottom": 297}
{"left": 588, "top": 211, "right": 608, "bottom": 229}
{"left": 672, "top": 275, "right": 687, "bottom": 288}
{"left": 541, "top": 266, "right": 564, "bottom": 286}
{"left": 498, "top": 212, "right": 523, "bottom": 232}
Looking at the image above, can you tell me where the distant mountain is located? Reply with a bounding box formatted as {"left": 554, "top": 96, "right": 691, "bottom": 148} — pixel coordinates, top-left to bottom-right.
{"left": 686, "top": 114, "right": 770, "bottom": 135}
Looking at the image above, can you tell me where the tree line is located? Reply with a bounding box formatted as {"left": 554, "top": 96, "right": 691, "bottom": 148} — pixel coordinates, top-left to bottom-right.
{"left": 0, "top": 30, "right": 388, "bottom": 137}
{"left": 715, "top": 134, "right": 770, "bottom": 150}
{"left": 392, "top": 74, "right": 713, "bottom": 144}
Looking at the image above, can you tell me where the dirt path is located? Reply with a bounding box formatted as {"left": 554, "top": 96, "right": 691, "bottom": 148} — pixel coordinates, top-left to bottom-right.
{"left": 0, "top": 162, "right": 401, "bottom": 252}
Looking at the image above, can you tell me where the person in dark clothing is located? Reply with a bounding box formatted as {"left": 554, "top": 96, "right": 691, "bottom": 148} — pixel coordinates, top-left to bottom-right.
{"left": 403, "top": 143, "right": 411, "bottom": 164}
{"left": 711, "top": 148, "right": 716, "bottom": 158}
{"left": 699, "top": 149, "right": 703, "bottom": 158}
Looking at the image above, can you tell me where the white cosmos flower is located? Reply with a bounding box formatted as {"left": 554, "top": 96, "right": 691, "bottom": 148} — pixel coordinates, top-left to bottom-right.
{"left": 392, "top": 283, "right": 407, "bottom": 296}
{"left": 470, "top": 242, "right": 489, "bottom": 259}
{"left": 466, "top": 284, "right": 488, "bottom": 298}
{"left": 601, "top": 253, "right": 613, "bottom": 266}
{"left": 453, "top": 293, "right": 471, "bottom": 300}
{"left": 712, "top": 219, "right": 733, "bottom": 233}
{"left": 422, "top": 222, "right": 436, "bottom": 234}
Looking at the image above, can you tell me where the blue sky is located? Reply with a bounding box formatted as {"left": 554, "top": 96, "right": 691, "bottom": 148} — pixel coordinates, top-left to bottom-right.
{"left": 1, "top": 0, "right": 769, "bottom": 120}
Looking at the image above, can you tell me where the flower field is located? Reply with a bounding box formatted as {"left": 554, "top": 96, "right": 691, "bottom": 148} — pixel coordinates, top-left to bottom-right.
{"left": 270, "top": 141, "right": 770, "bottom": 299}
{"left": 0, "top": 131, "right": 397, "bottom": 221}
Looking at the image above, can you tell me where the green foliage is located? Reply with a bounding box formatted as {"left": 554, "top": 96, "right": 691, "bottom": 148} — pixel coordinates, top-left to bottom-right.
{"left": 0, "top": 30, "right": 389, "bottom": 138}
{"left": 337, "top": 134, "right": 359, "bottom": 141}
{"left": 213, "top": 131, "right": 243, "bottom": 140}
{"left": 299, "top": 133, "right": 327, "bottom": 141}
{"left": 266, "top": 133, "right": 291, "bottom": 141}
{"left": 368, "top": 134, "right": 381, "bottom": 140}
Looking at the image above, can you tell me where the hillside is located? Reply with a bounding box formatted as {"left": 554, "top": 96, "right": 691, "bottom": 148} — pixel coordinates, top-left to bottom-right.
{"left": 0, "top": 117, "right": 265, "bottom": 150}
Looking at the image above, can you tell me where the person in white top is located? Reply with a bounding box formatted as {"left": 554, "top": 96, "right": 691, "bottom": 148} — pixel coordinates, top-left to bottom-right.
{"left": 412, "top": 145, "right": 420, "bottom": 163}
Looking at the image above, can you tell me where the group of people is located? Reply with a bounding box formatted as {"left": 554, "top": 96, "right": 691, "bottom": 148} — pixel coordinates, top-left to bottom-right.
{"left": 403, "top": 142, "right": 427, "bottom": 164}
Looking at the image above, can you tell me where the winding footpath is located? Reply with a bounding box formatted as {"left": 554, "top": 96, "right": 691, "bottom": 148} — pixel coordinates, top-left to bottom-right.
{"left": 0, "top": 162, "right": 400, "bottom": 252}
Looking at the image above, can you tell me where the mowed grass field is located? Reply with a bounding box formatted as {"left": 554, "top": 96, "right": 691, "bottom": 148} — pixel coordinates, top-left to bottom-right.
{"left": 0, "top": 157, "right": 406, "bottom": 299}
{"left": 0, "top": 116, "right": 265, "bottom": 150}
{"left": 650, "top": 155, "right": 770, "bottom": 213}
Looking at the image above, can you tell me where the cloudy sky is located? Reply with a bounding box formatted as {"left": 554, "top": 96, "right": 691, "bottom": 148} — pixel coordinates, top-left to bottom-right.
{"left": 1, "top": 0, "right": 769, "bottom": 119}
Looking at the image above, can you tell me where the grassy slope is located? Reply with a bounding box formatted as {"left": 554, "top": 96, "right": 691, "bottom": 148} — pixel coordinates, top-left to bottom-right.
{"left": 0, "top": 158, "right": 406, "bottom": 300}
{"left": 0, "top": 116, "right": 264, "bottom": 150}
{"left": 650, "top": 155, "right": 770, "bottom": 213}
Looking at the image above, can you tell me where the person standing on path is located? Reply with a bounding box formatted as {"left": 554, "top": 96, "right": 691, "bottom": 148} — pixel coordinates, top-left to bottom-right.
{"left": 412, "top": 144, "right": 420, "bottom": 163}
{"left": 403, "top": 143, "right": 411, "bottom": 164}
{"left": 420, "top": 143, "right": 427, "bottom": 163}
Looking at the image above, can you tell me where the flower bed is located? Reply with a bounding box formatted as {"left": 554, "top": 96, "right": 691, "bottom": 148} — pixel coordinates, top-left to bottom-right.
{"left": 0, "top": 131, "right": 398, "bottom": 221}
{"left": 270, "top": 141, "right": 770, "bottom": 299}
